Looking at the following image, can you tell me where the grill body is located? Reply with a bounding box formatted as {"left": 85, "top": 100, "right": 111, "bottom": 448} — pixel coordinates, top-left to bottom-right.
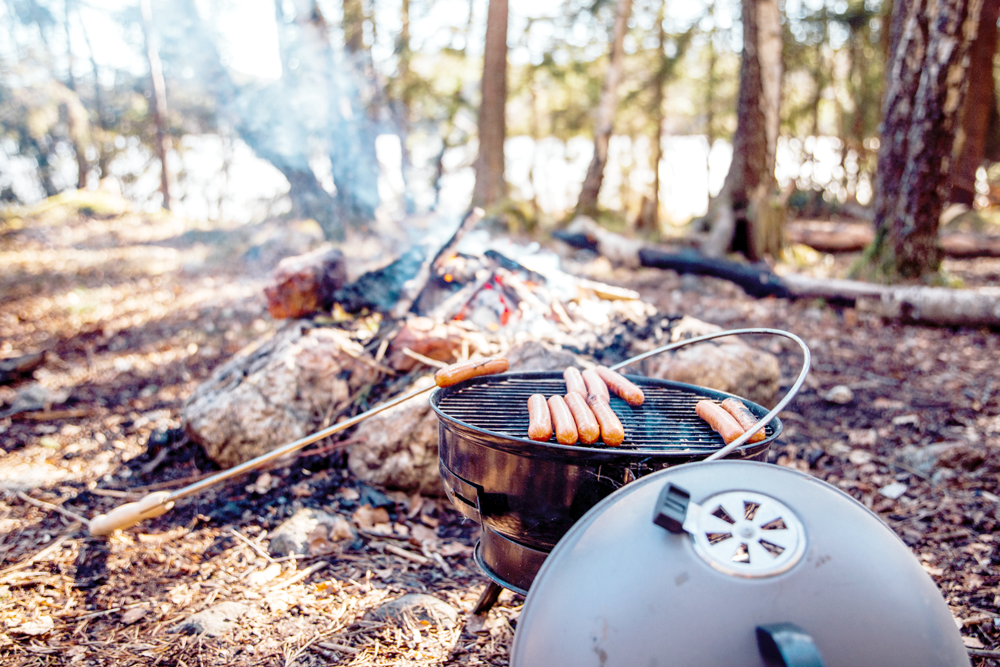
{"left": 431, "top": 371, "right": 782, "bottom": 593}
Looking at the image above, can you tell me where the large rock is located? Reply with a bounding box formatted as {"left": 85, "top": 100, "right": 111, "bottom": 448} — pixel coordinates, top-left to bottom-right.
{"left": 505, "top": 340, "right": 584, "bottom": 371}
{"left": 347, "top": 376, "right": 443, "bottom": 496}
{"left": 183, "top": 324, "right": 379, "bottom": 467}
{"left": 646, "top": 336, "right": 781, "bottom": 407}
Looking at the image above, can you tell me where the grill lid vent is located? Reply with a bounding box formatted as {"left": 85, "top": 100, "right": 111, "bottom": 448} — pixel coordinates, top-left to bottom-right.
{"left": 689, "top": 491, "right": 806, "bottom": 578}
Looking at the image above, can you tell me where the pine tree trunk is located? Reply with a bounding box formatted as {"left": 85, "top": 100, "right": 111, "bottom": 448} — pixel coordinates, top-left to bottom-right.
{"left": 637, "top": 0, "right": 667, "bottom": 236}
{"left": 472, "top": 0, "right": 509, "bottom": 208}
{"left": 950, "top": 0, "right": 999, "bottom": 206}
{"left": 140, "top": 0, "right": 171, "bottom": 210}
{"left": 701, "top": 0, "right": 782, "bottom": 259}
{"left": 862, "top": 0, "right": 984, "bottom": 283}
{"left": 575, "top": 0, "right": 633, "bottom": 218}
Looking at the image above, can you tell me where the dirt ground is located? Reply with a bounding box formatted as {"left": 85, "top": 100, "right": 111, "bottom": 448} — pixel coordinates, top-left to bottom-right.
{"left": 1, "top": 193, "right": 998, "bottom": 665}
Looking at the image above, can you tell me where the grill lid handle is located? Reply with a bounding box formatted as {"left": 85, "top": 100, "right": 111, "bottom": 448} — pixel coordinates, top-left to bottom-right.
{"left": 652, "top": 483, "right": 690, "bottom": 534}
{"left": 756, "top": 623, "right": 825, "bottom": 667}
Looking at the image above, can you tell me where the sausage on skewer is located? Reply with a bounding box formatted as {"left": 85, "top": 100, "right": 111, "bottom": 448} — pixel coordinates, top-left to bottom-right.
{"left": 435, "top": 357, "right": 510, "bottom": 388}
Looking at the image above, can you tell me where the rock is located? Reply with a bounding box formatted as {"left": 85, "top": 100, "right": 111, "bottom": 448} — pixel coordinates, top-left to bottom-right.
{"left": 878, "top": 482, "right": 908, "bottom": 500}
{"left": 824, "top": 385, "right": 854, "bottom": 405}
{"left": 172, "top": 602, "right": 248, "bottom": 637}
{"left": 264, "top": 246, "right": 346, "bottom": 319}
{"left": 367, "top": 594, "right": 459, "bottom": 631}
{"left": 898, "top": 442, "right": 982, "bottom": 477}
{"left": 267, "top": 508, "right": 355, "bottom": 557}
{"left": 387, "top": 317, "right": 466, "bottom": 371}
{"left": 348, "top": 376, "right": 443, "bottom": 496}
{"left": 182, "top": 324, "right": 379, "bottom": 467}
{"left": 645, "top": 339, "right": 781, "bottom": 407}
{"left": 505, "top": 340, "right": 584, "bottom": 371}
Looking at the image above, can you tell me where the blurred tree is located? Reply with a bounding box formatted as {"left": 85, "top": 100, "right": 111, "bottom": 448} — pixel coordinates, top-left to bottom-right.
{"left": 950, "top": 0, "right": 999, "bottom": 206}
{"left": 701, "top": 0, "right": 783, "bottom": 260}
{"left": 859, "top": 0, "right": 984, "bottom": 282}
{"left": 140, "top": 0, "right": 171, "bottom": 210}
{"left": 472, "top": 0, "right": 509, "bottom": 208}
{"left": 575, "top": 0, "right": 633, "bottom": 219}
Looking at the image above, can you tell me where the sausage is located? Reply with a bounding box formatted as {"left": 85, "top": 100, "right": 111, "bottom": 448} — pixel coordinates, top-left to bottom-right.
{"left": 564, "top": 392, "right": 601, "bottom": 444}
{"left": 720, "top": 398, "right": 766, "bottom": 443}
{"left": 527, "top": 394, "right": 553, "bottom": 442}
{"left": 434, "top": 357, "right": 509, "bottom": 388}
{"left": 586, "top": 395, "right": 625, "bottom": 446}
{"left": 595, "top": 366, "right": 645, "bottom": 406}
{"left": 563, "top": 367, "right": 587, "bottom": 397}
{"left": 548, "top": 395, "right": 579, "bottom": 445}
{"left": 582, "top": 368, "right": 610, "bottom": 403}
{"left": 695, "top": 400, "right": 746, "bottom": 445}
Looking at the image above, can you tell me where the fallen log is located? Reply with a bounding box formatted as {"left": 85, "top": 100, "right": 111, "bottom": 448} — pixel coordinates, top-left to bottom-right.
{"left": 786, "top": 221, "right": 1000, "bottom": 258}
{"left": 558, "top": 223, "right": 1000, "bottom": 327}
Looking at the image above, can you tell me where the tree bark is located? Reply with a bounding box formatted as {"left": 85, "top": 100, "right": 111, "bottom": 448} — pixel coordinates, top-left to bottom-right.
{"left": 140, "top": 0, "right": 171, "bottom": 210}
{"left": 861, "top": 0, "right": 984, "bottom": 283}
{"left": 472, "top": 0, "right": 509, "bottom": 208}
{"left": 575, "top": 0, "right": 634, "bottom": 218}
{"left": 700, "top": 0, "right": 783, "bottom": 260}
{"left": 950, "top": 0, "right": 999, "bottom": 206}
{"left": 636, "top": 0, "right": 667, "bottom": 236}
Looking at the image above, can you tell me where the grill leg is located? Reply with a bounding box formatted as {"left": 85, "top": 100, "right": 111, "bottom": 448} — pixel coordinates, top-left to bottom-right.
{"left": 472, "top": 581, "right": 504, "bottom": 615}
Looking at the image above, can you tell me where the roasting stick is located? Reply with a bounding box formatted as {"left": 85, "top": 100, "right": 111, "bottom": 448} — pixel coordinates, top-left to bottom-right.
{"left": 609, "top": 327, "right": 811, "bottom": 462}
{"left": 89, "top": 357, "right": 509, "bottom": 536}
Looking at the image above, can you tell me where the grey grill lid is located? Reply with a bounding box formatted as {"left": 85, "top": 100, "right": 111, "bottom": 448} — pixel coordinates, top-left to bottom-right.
{"left": 510, "top": 460, "right": 970, "bottom": 667}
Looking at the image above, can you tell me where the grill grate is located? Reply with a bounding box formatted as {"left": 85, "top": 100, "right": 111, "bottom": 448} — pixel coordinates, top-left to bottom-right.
{"left": 434, "top": 374, "right": 776, "bottom": 452}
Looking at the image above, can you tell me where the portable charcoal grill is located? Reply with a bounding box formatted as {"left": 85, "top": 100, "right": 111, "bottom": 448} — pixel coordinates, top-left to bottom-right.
{"left": 432, "top": 328, "right": 810, "bottom": 596}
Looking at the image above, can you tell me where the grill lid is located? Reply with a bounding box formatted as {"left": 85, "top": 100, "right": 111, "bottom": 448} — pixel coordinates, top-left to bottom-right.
{"left": 432, "top": 372, "right": 778, "bottom": 453}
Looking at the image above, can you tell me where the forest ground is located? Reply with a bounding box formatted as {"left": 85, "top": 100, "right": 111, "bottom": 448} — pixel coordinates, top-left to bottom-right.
{"left": 0, "top": 193, "right": 998, "bottom": 665}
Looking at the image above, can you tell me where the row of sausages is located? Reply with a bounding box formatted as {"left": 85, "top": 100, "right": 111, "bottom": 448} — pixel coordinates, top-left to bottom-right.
{"left": 526, "top": 366, "right": 646, "bottom": 446}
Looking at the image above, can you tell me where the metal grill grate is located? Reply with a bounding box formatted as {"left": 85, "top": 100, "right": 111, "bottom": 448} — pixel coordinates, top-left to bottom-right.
{"left": 434, "top": 374, "right": 776, "bottom": 452}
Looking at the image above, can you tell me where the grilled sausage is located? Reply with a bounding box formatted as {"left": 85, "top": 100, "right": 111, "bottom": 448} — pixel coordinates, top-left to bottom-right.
{"left": 563, "top": 367, "right": 587, "bottom": 397}
{"left": 548, "top": 395, "right": 579, "bottom": 445}
{"left": 434, "top": 357, "right": 509, "bottom": 388}
{"left": 695, "top": 400, "right": 745, "bottom": 445}
{"left": 720, "top": 398, "right": 766, "bottom": 443}
{"left": 595, "top": 366, "right": 645, "bottom": 406}
{"left": 527, "top": 394, "right": 553, "bottom": 442}
{"left": 564, "top": 392, "right": 601, "bottom": 445}
{"left": 582, "top": 368, "right": 610, "bottom": 403}
{"left": 587, "top": 395, "right": 625, "bottom": 446}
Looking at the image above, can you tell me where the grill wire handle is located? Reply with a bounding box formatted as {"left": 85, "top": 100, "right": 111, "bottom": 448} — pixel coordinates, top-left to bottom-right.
{"left": 609, "top": 328, "right": 811, "bottom": 462}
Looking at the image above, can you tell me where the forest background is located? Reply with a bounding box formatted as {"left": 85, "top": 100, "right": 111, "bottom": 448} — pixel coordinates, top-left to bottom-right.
{"left": 5, "top": 0, "right": 994, "bottom": 282}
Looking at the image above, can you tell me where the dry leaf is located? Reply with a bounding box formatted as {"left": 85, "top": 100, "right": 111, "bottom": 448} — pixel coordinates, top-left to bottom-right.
{"left": 339, "top": 487, "right": 361, "bottom": 501}
{"left": 307, "top": 525, "right": 338, "bottom": 556}
{"left": 329, "top": 515, "right": 355, "bottom": 541}
{"left": 246, "top": 563, "right": 283, "bottom": 587}
{"left": 353, "top": 504, "right": 390, "bottom": 530}
{"left": 290, "top": 482, "right": 311, "bottom": 498}
{"left": 17, "top": 616, "right": 54, "bottom": 635}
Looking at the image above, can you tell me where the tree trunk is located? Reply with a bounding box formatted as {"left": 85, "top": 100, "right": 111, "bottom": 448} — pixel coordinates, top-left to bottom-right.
{"left": 140, "top": 0, "right": 171, "bottom": 210}
{"left": 861, "top": 0, "right": 984, "bottom": 283}
{"left": 472, "top": 0, "right": 509, "bottom": 208}
{"left": 700, "top": 0, "right": 783, "bottom": 260}
{"left": 636, "top": 0, "right": 667, "bottom": 236}
{"left": 575, "top": 0, "right": 634, "bottom": 218}
{"left": 950, "top": 0, "right": 999, "bottom": 206}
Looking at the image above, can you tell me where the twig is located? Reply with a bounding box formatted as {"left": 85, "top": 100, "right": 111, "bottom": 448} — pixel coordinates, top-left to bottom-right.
{"left": 968, "top": 648, "right": 1000, "bottom": 658}
{"left": 315, "top": 642, "right": 360, "bottom": 655}
{"left": 229, "top": 528, "right": 275, "bottom": 563}
{"left": 385, "top": 544, "right": 430, "bottom": 565}
{"left": 267, "top": 561, "right": 328, "bottom": 591}
{"left": 400, "top": 347, "right": 448, "bottom": 369}
{"left": 16, "top": 491, "right": 90, "bottom": 525}
{"left": 88, "top": 488, "right": 139, "bottom": 499}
